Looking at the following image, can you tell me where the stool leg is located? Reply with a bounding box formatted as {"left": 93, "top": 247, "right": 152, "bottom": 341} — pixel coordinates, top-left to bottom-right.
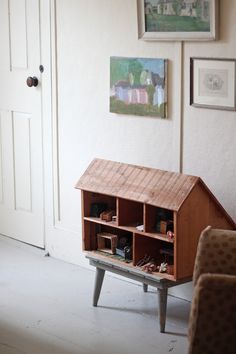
{"left": 93, "top": 267, "right": 105, "bottom": 307}
{"left": 143, "top": 283, "right": 148, "bottom": 292}
{"left": 157, "top": 287, "right": 168, "bottom": 333}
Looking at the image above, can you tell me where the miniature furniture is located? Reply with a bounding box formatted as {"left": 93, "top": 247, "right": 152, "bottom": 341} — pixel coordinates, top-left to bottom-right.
{"left": 75, "top": 159, "right": 236, "bottom": 332}
{"left": 188, "top": 226, "right": 236, "bottom": 354}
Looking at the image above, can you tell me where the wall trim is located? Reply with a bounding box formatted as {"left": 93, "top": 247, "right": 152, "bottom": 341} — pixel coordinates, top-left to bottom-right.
{"left": 172, "top": 41, "right": 184, "bottom": 173}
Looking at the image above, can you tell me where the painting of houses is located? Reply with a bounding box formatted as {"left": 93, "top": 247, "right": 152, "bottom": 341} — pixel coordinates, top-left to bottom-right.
{"left": 110, "top": 57, "right": 167, "bottom": 118}
{"left": 144, "top": 0, "right": 211, "bottom": 32}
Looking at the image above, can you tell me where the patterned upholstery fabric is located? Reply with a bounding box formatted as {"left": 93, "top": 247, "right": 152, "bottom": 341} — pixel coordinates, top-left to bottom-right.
{"left": 188, "top": 226, "right": 236, "bottom": 354}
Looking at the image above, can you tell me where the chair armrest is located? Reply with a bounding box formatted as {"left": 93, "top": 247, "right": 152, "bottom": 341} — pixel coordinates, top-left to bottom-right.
{"left": 188, "top": 273, "right": 236, "bottom": 354}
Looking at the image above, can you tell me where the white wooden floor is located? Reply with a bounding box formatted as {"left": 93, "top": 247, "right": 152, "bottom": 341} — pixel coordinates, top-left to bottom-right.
{"left": 0, "top": 235, "right": 190, "bottom": 354}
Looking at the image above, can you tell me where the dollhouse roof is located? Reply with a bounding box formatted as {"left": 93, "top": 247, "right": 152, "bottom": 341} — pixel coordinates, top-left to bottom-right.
{"left": 75, "top": 158, "right": 235, "bottom": 227}
{"left": 76, "top": 158, "right": 201, "bottom": 210}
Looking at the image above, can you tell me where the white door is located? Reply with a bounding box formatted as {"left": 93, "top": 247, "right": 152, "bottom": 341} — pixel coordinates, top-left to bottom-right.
{"left": 0, "top": 0, "right": 45, "bottom": 247}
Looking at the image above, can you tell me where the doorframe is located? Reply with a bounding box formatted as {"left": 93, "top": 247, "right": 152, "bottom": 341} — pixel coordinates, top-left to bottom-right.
{"left": 40, "top": 0, "right": 69, "bottom": 253}
{"left": 40, "top": 0, "right": 83, "bottom": 263}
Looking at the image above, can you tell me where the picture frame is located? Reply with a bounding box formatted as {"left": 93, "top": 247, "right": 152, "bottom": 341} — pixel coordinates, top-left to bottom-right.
{"left": 190, "top": 57, "right": 236, "bottom": 111}
{"left": 137, "top": 0, "right": 218, "bottom": 41}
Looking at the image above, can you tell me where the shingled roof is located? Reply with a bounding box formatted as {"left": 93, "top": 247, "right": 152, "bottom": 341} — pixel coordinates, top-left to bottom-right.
{"left": 75, "top": 158, "right": 202, "bottom": 211}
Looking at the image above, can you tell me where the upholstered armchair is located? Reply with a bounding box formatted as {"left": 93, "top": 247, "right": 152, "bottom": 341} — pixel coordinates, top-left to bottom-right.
{"left": 188, "top": 226, "right": 236, "bottom": 354}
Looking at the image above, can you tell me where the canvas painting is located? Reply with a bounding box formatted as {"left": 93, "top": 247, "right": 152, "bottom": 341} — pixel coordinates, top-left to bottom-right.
{"left": 145, "top": 0, "right": 211, "bottom": 32}
{"left": 137, "top": 0, "right": 218, "bottom": 41}
{"left": 110, "top": 57, "right": 167, "bottom": 118}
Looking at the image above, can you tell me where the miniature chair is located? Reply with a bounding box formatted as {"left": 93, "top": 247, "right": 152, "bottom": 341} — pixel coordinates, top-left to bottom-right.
{"left": 188, "top": 226, "right": 236, "bottom": 354}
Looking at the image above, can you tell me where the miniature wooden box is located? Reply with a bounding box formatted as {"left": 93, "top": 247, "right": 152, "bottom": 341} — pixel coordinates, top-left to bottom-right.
{"left": 97, "top": 232, "right": 117, "bottom": 254}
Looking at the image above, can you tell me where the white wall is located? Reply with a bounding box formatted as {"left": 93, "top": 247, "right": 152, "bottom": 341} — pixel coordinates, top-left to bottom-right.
{"left": 45, "top": 0, "right": 236, "bottom": 299}
{"left": 182, "top": 2, "right": 236, "bottom": 221}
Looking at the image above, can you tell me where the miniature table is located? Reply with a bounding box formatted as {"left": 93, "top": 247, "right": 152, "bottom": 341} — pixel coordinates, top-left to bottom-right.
{"left": 87, "top": 254, "right": 190, "bottom": 333}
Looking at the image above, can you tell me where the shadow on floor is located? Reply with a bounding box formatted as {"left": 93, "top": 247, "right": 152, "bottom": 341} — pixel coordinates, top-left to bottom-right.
{"left": 0, "top": 321, "right": 79, "bottom": 354}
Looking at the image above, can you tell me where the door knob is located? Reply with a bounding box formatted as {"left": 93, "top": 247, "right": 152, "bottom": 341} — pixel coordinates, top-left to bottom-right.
{"left": 26, "top": 76, "right": 38, "bottom": 87}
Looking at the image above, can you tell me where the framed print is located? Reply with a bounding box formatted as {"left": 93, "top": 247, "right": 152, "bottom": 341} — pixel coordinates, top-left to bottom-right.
{"left": 110, "top": 56, "right": 168, "bottom": 118}
{"left": 137, "top": 0, "right": 218, "bottom": 41}
{"left": 190, "top": 57, "right": 236, "bottom": 111}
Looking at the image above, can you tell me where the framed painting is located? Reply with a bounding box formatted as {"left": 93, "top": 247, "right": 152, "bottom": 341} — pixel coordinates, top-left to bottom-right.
{"left": 190, "top": 57, "right": 236, "bottom": 111}
{"left": 137, "top": 0, "right": 218, "bottom": 41}
{"left": 110, "top": 56, "right": 168, "bottom": 118}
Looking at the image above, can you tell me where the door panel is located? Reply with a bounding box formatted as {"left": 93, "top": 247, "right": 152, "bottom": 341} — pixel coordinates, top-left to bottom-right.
{"left": 13, "top": 112, "right": 32, "bottom": 212}
{"left": 9, "top": 0, "right": 28, "bottom": 69}
{"left": 0, "top": 0, "right": 44, "bottom": 247}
